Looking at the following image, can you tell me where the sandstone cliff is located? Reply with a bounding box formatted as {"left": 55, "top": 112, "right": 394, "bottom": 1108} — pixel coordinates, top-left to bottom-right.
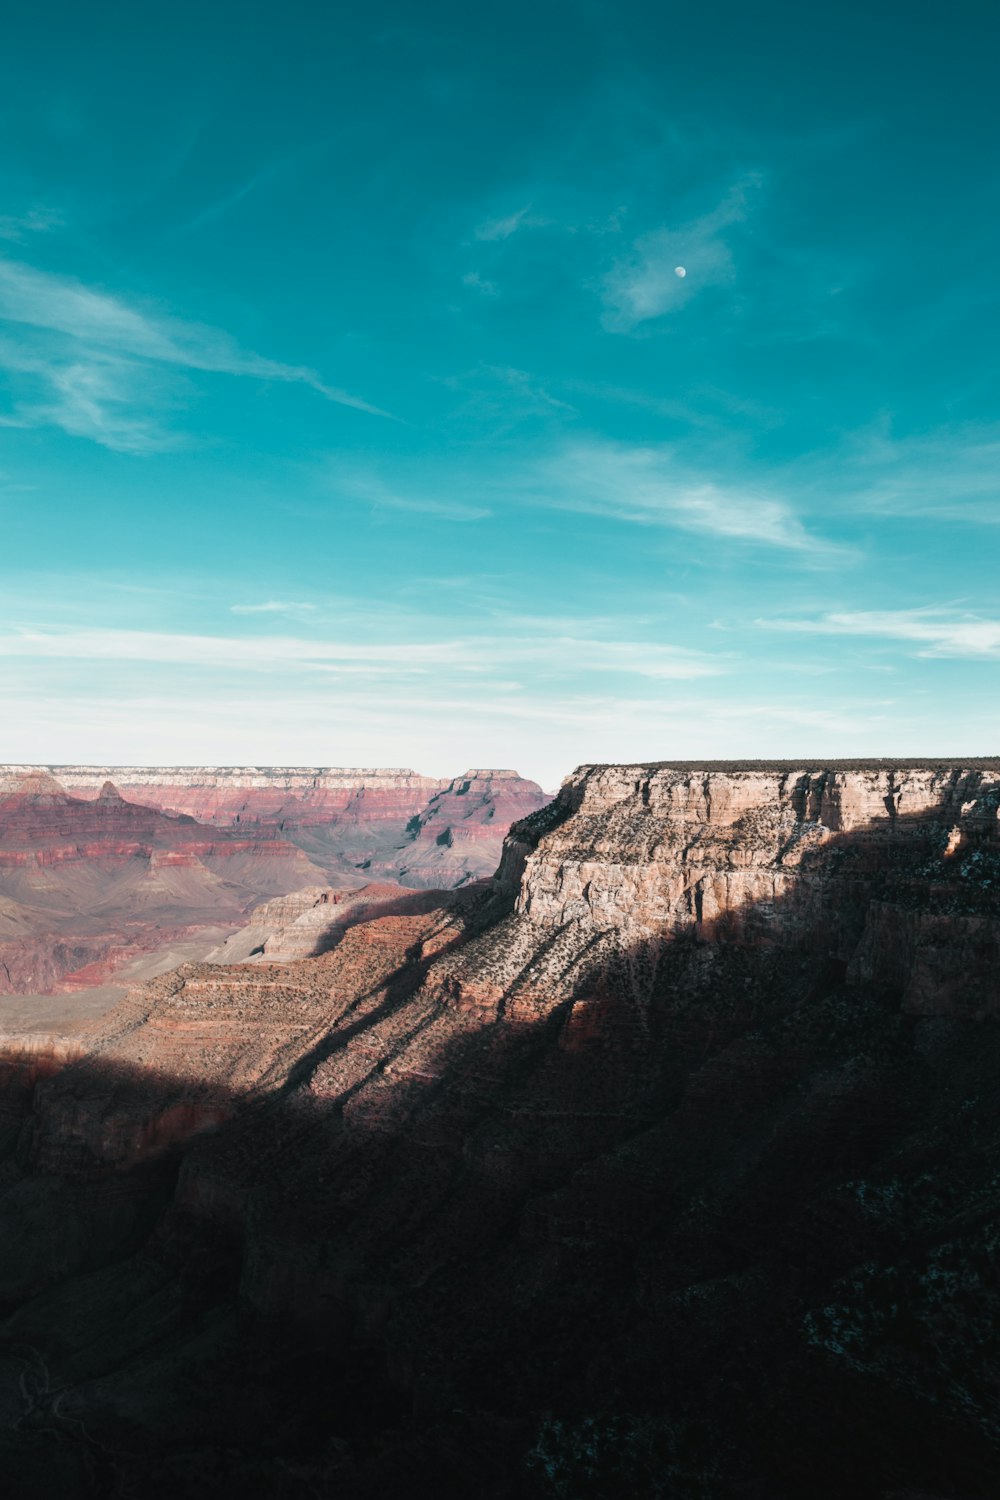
{"left": 1, "top": 760, "right": 999, "bottom": 1498}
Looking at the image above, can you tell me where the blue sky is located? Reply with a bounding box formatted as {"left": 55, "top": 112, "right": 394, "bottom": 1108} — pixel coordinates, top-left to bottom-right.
{"left": 1, "top": 0, "right": 997, "bottom": 787}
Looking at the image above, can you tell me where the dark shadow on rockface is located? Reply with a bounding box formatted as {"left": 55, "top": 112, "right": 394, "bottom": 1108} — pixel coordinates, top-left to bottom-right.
{"left": 308, "top": 886, "right": 454, "bottom": 957}
{"left": 0, "top": 795, "right": 999, "bottom": 1499}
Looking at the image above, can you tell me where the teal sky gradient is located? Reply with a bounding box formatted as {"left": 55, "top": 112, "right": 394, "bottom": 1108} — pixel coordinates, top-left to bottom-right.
{"left": 1, "top": 0, "right": 998, "bottom": 786}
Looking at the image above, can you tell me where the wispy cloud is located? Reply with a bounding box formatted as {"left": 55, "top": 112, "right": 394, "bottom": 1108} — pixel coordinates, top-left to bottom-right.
{"left": 838, "top": 423, "right": 1000, "bottom": 524}
{"left": 230, "top": 600, "right": 317, "bottom": 616}
{"left": 439, "top": 364, "right": 576, "bottom": 431}
{"left": 758, "top": 608, "right": 1000, "bottom": 658}
{"left": 370, "top": 492, "right": 491, "bottom": 521}
{"left": 474, "top": 206, "right": 544, "bottom": 241}
{"left": 531, "top": 440, "right": 839, "bottom": 554}
{"left": 602, "top": 176, "right": 761, "bottom": 332}
{"left": 0, "top": 207, "right": 63, "bottom": 242}
{"left": 328, "top": 467, "right": 492, "bottom": 522}
{"left": 462, "top": 270, "right": 499, "bottom": 297}
{"left": 0, "top": 625, "right": 725, "bottom": 681}
{"left": 0, "top": 256, "right": 391, "bottom": 451}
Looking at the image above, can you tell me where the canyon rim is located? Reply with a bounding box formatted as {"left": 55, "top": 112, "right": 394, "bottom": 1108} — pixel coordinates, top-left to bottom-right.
{"left": 0, "top": 761, "right": 998, "bottom": 1496}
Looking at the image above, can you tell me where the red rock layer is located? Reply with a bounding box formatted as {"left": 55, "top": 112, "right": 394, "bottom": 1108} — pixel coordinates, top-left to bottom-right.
{"left": 0, "top": 772, "right": 328, "bottom": 993}
{"left": 40, "top": 765, "right": 446, "bottom": 826}
{"left": 15, "top": 764, "right": 552, "bottom": 888}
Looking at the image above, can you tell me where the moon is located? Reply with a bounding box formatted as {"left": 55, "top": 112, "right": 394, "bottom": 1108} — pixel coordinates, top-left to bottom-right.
{"left": 674, "top": 266, "right": 686, "bottom": 278}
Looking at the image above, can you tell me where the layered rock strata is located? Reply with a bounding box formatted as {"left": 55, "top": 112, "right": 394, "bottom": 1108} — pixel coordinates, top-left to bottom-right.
{"left": 43, "top": 765, "right": 444, "bottom": 826}
{"left": 0, "top": 767, "right": 548, "bottom": 992}
{"left": 1, "top": 761, "right": 999, "bottom": 1496}
{"left": 0, "top": 772, "right": 327, "bottom": 992}
{"left": 3, "top": 765, "right": 550, "bottom": 890}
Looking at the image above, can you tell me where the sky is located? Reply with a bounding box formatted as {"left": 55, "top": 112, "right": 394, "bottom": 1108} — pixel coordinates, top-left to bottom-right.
{"left": 0, "top": 0, "right": 997, "bottom": 789}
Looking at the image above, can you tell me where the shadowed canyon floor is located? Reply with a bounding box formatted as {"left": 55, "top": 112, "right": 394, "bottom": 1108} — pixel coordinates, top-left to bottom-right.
{"left": 0, "top": 763, "right": 999, "bottom": 1497}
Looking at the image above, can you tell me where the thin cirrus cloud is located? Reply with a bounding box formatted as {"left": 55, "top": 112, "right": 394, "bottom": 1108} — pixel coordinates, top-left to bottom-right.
{"left": 758, "top": 609, "right": 1000, "bottom": 658}
{"left": 329, "top": 467, "right": 492, "bottom": 522}
{"left": 462, "top": 270, "right": 499, "bottom": 297}
{"left": 473, "top": 207, "right": 545, "bottom": 241}
{"left": 838, "top": 425, "right": 1000, "bottom": 524}
{"left": 533, "top": 440, "right": 838, "bottom": 554}
{"left": 230, "top": 601, "right": 317, "bottom": 615}
{"left": 0, "top": 256, "right": 391, "bottom": 452}
{"left": 0, "top": 207, "right": 63, "bottom": 242}
{"left": 0, "top": 626, "right": 725, "bottom": 681}
{"left": 602, "top": 176, "right": 760, "bottom": 332}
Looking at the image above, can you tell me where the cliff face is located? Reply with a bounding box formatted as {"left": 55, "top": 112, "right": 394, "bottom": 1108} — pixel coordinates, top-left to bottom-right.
{"left": 475, "top": 763, "right": 1000, "bottom": 1019}
{"left": 0, "top": 767, "right": 548, "bottom": 992}
{"left": 293, "top": 767, "right": 550, "bottom": 888}
{"left": 0, "top": 772, "right": 327, "bottom": 992}
{"left": 8, "top": 763, "right": 550, "bottom": 890}
{"left": 2, "top": 762, "right": 1000, "bottom": 1498}
{"left": 44, "top": 764, "right": 445, "bottom": 826}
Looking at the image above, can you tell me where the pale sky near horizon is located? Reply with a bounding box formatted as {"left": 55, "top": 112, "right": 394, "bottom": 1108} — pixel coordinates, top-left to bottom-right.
{"left": 1, "top": 0, "right": 998, "bottom": 789}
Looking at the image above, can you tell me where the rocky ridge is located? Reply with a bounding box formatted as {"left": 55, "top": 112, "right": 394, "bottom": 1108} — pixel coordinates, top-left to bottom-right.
{"left": 0, "top": 767, "right": 548, "bottom": 992}
{"left": 4, "top": 764, "right": 549, "bottom": 890}
{"left": 1, "top": 761, "right": 999, "bottom": 1496}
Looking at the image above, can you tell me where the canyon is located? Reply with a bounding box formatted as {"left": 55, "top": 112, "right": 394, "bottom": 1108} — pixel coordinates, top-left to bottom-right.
{"left": 44, "top": 764, "right": 548, "bottom": 888}
{"left": 0, "top": 766, "right": 547, "bottom": 993}
{"left": 0, "top": 760, "right": 998, "bottom": 1497}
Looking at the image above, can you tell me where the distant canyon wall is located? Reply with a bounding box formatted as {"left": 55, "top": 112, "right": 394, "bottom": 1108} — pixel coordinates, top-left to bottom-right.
{"left": 0, "top": 765, "right": 549, "bottom": 992}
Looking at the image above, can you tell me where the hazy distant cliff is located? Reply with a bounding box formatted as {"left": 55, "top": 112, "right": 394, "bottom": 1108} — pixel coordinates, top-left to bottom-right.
{"left": 29, "top": 763, "right": 549, "bottom": 887}
{"left": 0, "top": 766, "right": 549, "bottom": 992}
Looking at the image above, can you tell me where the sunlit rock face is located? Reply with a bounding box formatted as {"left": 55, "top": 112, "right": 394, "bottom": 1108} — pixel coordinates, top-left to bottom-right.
{"left": 2, "top": 760, "right": 1000, "bottom": 1497}
{"left": 492, "top": 762, "right": 1000, "bottom": 1017}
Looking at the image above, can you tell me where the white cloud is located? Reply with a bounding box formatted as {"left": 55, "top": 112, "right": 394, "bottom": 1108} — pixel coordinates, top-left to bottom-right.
{"left": 369, "top": 491, "right": 492, "bottom": 522}
{"left": 602, "top": 176, "right": 760, "bottom": 332}
{"left": 462, "top": 270, "right": 499, "bottom": 297}
{"left": 840, "top": 424, "right": 1000, "bottom": 524}
{"left": 0, "top": 625, "right": 725, "bottom": 681}
{"left": 758, "top": 609, "right": 1000, "bottom": 658}
{"left": 230, "top": 601, "right": 317, "bottom": 615}
{"left": 474, "top": 207, "right": 535, "bottom": 241}
{"left": 0, "top": 256, "right": 390, "bottom": 451}
{"left": 328, "top": 466, "right": 492, "bottom": 522}
{"left": 0, "top": 207, "right": 63, "bottom": 243}
{"left": 534, "top": 440, "right": 837, "bottom": 554}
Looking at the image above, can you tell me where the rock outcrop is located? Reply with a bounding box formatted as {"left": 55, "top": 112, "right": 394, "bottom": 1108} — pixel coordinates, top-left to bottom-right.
{"left": 0, "top": 766, "right": 548, "bottom": 993}
{"left": 207, "top": 881, "right": 451, "bottom": 964}
{"left": 43, "top": 765, "right": 445, "bottom": 826}
{"left": 1, "top": 760, "right": 999, "bottom": 1497}
{"left": 0, "top": 772, "right": 327, "bottom": 993}
{"left": 292, "top": 768, "right": 550, "bottom": 887}
{"left": 3, "top": 764, "right": 550, "bottom": 891}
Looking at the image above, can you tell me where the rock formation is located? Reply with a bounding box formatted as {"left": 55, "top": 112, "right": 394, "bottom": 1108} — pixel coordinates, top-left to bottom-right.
{"left": 206, "top": 881, "right": 450, "bottom": 964}
{"left": 0, "top": 767, "right": 548, "bottom": 993}
{"left": 4, "top": 764, "right": 550, "bottom": 890}
{"left": 43, "top": 764, "right": 445, "bottom": 826}
{"left": 0, "top": 771, "right": 327, "bottom": 993}
{"left": 1, "top": 760, "right": 999, "bottom": 1497}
